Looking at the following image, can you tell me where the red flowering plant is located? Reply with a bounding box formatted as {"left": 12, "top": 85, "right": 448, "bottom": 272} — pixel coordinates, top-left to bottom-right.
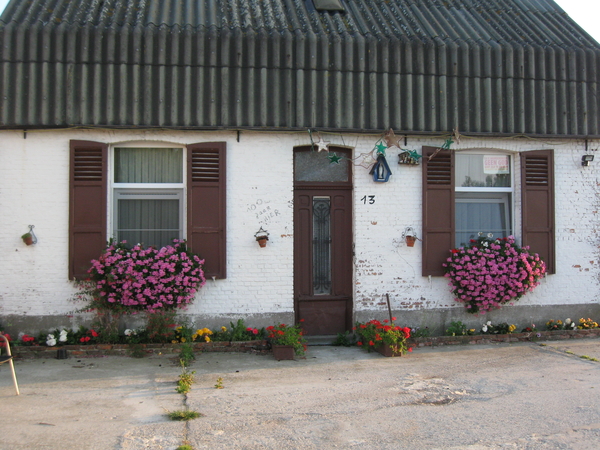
{"left": 19, "top": 333, "right": 37, "bottom": 346}
{"left": 266, "top": 322, "right": 307, "bottom": 355}
{"left": 354, "top": 318, "right": 412, "bottom": 355}
{"left": 0, "top": 332, "right": 11, "bottom": 348}
{"left": 443, "top": 234, "right": 546, "bottom": 315}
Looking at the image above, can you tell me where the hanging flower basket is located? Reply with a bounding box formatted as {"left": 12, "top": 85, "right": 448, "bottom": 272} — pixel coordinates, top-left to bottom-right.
{"left": 444, "top": 234, "right": 546, "bottom": 314}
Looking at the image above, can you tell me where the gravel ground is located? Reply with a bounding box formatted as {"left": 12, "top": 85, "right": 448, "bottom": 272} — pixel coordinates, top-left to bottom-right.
{"left": 2, "top": 339, "right": 600, "bottom": 449}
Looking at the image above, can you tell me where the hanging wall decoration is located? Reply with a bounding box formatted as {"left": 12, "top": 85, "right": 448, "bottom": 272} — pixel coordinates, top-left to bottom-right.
{"left": 369, "top": 141, "right": 392, "bottom": 182}
{"left": 308, "top": 129, "right": 330, "bottom": 152}
{"left": 327, "top": 152, "right": 343, "bottom": 164}
{"left": 385, "top": 128, "right": 421, "bottom": 165}
{"left": 428, "top": 137, "right": 454, "bottom": 161}
{"left": 398, "top": 149, "right": 422, "bottom": 165}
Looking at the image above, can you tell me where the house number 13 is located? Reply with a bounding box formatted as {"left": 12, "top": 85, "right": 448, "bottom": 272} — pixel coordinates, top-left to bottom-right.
{"left": 361, "top": 195, "right": 375, "bottom": 204}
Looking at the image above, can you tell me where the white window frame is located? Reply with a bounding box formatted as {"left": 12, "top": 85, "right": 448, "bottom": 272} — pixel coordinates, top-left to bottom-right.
{"left": 109, "top": 141, "right": 187, "bottom": 247}
{"left": 454, "top": 151, "right": 515, "bottom": 246}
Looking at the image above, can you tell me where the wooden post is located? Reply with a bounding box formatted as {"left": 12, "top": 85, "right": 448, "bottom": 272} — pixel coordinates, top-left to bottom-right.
{"left": 386, "top": 293, "right": 394, "bottom": 324}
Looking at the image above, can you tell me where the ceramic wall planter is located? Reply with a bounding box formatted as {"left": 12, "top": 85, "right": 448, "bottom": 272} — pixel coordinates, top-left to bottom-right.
{"left": 272, "top": 344, "right": 295, "bottom": 360}
{"left": 374, "top": 344, "right": 403, "bottom": 357}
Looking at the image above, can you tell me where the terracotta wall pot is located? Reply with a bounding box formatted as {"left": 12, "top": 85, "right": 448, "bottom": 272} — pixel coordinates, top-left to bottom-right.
{"left": 405, "top": 236, "right": 416, "bottom": 247}
{"left": 257, "top": 238, "right": 268, "bottom": 248}
{"left": 272, "top": 344, "right": 295, "bottom": 360}
{"left": 22, "top": 236, "right": 33, "bottom": 246}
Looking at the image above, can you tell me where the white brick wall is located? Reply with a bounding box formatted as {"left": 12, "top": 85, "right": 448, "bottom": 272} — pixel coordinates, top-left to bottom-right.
{"left": 1, "top": 129, "right": 598, "bottom": 324}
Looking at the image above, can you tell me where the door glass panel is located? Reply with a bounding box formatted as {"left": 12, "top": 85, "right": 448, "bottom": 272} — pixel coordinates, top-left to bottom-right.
{"left": 295, "top": 150, "right": 349, "bottom": 182}
{"left": 312, "top": 197, "right": 331, "bottom": 295}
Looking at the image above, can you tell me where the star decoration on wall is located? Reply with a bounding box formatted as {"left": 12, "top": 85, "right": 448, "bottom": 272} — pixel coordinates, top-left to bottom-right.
{"left": 428, "top": 137, "right": 454, "bottom": 161}
{"left": 355, "top": 151, "right": 378, "bottom": 169}
{"left": 375, "top": 141, "right": 388, "bottom": 155}
{"left": 402, "top": 149, "right": 422, "bottom": 160}
{"left": 385, "top": 128, "right": 401, "bottom": 149}
{"left": 452, "top": 126, "right": 461, "bottom": 145}
{"left": 315, "top": 135, "right": 329, "bottom": 152}
{"left": 328, "top": 152, "right": 342, "bottom": 164}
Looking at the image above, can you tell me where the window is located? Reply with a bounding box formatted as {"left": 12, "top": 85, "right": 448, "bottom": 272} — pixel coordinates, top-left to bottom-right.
{"left": 112, "top": 147, "right": 184, "bottom": 248}
{"left": 422, "top": 147, "right": 554, "bottom": 276}
{"left": 69, "top": 140, "right": 226, "bottom": 280}
{"left": 454, "top": 153, "right": 513, "bottom": 247}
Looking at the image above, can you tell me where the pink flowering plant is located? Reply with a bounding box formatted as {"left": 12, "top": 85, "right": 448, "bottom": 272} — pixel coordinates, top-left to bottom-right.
{"left": 443, "top": 234, "right": 546, "bottom": 314}
{"left": 85, "top": 240, "right": 206, "bottom": 312}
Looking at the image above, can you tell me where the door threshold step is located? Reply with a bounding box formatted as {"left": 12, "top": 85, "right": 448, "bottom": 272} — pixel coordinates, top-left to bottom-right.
{"left": 304, "top": 335, "right": 337, "bottom": 346}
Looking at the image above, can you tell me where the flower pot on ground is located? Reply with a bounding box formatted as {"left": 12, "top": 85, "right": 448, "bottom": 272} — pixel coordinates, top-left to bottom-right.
{"left": 354, "top": 318, "right": 412, "bottom": 357}
{"left": 374, "top": 343, "right": 403, "bottom": 357}
{"left": 266, "top": 322, "right": 307, "bottom": 358}
{"left": 272, "top": 344, "right": 295, "bottom": 360}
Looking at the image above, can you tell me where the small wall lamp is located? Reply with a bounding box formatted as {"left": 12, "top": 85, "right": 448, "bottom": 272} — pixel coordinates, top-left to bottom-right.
{"left": 582, "top": 154, "right": 594, "bottom": 166}
{"left": 254, "top": 227, "right": 269, "bottom": 248}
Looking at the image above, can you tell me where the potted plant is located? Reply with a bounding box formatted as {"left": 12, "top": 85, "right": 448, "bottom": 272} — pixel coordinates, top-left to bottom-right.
{"left": 21, "top": 232, "right": 33, "bottom": 245}
{"left": 266, "top": 322, "right": 307, "bottom": 360}
{"left": 254, "top": 227, "right": 269, "bottom": 248}
{"left": 402, "top": 227, "right": 418, "bottom": 247}
{"left": 354, "top": 318, "right": 412, "bottom": 357}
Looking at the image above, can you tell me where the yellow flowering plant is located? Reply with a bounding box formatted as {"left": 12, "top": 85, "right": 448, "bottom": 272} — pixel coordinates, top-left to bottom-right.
{"left": 577, "top": 318, "right": 599, "bottom": 329}
{"left": 172, "top": 325, "right": 213, "bottom": 343}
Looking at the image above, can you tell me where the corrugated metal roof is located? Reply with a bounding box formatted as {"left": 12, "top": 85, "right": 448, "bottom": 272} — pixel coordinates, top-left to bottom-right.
{"left": 1, "top": 0, "right": 599, "bottom": 136}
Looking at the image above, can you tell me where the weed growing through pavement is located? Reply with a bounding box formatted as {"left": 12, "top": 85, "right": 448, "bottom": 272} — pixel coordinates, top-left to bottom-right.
{"left": 167, "top": 409, "right": 202, "bottom": 421}
{"left": 178, "top": 342, "right": 195, "bottom": 366}
{"left": 176, "top": 362, "right": 196, "bottom": 395}
{"left": 215, "top": 377, "right": 224, "bottom": 389}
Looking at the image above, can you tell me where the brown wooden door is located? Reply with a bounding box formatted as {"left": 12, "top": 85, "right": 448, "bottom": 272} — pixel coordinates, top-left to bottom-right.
{"left": 294, "top": 188, "right": 353, "bottom": 336}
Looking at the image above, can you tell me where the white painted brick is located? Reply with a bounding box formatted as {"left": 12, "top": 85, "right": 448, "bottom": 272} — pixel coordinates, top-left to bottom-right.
{"left": 0, "top": 130, "right": 599, "bottom": 324}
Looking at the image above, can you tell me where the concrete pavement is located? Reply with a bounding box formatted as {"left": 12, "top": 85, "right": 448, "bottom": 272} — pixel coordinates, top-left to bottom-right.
{"left": 1, "top": 338, "right": 599, "bottom": 449}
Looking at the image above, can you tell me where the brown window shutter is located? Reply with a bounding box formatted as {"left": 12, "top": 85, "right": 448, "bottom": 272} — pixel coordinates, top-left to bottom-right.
{"left": 521, "top": 150, "right": 555, "bottom": 274}
{"left": 69, "top": 140, "right": 108, "bottom": 280}
{"left": 187, "top": 142, "right": 226, "bottom": 279}
{"left": 422, "top": 146, "right": 454, "bottom": 276}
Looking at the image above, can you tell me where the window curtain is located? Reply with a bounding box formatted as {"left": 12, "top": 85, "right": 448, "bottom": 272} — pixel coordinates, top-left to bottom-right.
{"left": 115, "top": 148, "right": 183, "bottom": 183}
{"left": 117, "top": 198, "right": 180, "bottom": 248}
{"left": 455, "top": 198, "right": 510, "bottom": 247}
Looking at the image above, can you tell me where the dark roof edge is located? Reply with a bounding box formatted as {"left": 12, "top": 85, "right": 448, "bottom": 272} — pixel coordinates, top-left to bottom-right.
{"left": 1, "top": 125, "right": 597, "bottom": 140}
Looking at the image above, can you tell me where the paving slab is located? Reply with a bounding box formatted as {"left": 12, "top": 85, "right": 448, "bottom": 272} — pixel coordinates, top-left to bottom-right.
{"left": 1, "top": 339, "right": 599, "bottom": 449}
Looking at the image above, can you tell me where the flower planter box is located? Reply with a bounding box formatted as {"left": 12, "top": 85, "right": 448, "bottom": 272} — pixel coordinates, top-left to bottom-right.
{"left": 374, "top": 344, "right": 403, "bottom": 357}
{"left": 272, "top": 344, "right": 295, "bottom": 361}
{"left": 12, "top": 340, "right": 270, "bottom": 359}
